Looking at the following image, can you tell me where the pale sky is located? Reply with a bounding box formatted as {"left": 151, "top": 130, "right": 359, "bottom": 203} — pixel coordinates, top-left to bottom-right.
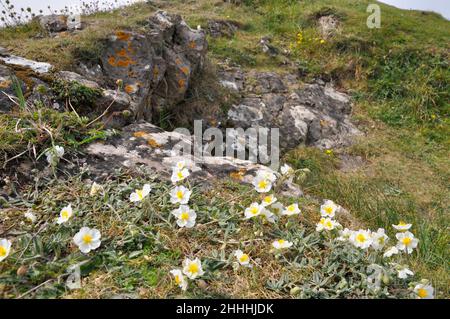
{"left": 379, "top": 0, "right": 450, "bottom": 20}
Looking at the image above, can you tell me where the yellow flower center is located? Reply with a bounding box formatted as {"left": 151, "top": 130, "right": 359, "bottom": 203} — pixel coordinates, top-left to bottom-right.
{"left": 325, "top": 221, "right": 333, "bottom": 228}
{"left": 264, "top": 196, "right": 272, "bottom": 203}
{"left": 0, "top": 246, "right": 6, "bottom": 257}
{"left": 402, "top": 237, "right": 412, "bottom": 246}
{"left": 398, "top": 221, "right": 407, "bottom": 226}
{"left": 239, "top": 254, "right": 249, "bottom": 263}
{"left": 378, "top": 237, "right": 385, "bottom": 244}
{"left": 82, "top": 234, "right": 93, "bottom": 244}
{"left": 180, "top": 212, "right": 190, "bottom": 221}
{"left": 136, "top": 189, "right": 143, "bottom": 200}
{"left": 288, "top": 205, "right": 295, "bottom": 212}
{"left": 188, "top": 262, "right": 199, "bottom": 274}
{"left": 324, "top": 206, "right": 333, "bottom": 214}
{"left": 417, "top": 288, "right": 428, "bottom": 298}
{"left": 61, "top": 210, "right": 69, "bottom": 219}
{"left": 175, "top": 275, "right": 181, "bottom": 284}
{"left": 250, "top": 207, "right": 259, "bottom": 215}
{"left": 177, "top": 171, "right": 184, "bottom": 179}
{"left": 177, "top": 191, "right": 184, "bottom": 199}
{"left": 278, "top": 239, "right": 285, "bottom": 245}
{"left": 258, "top": 180, "right": 268, "bottom": 189}
{"left": 356, "top": 234, "right": 366, "bottom": 243}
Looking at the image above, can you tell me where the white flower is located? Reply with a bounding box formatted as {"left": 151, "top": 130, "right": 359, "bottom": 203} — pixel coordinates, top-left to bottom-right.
{"left": 272, "top": 239, "right": 293, "bottom": 250}
{"left": 255, "top": 170, "right": 277, "bottom": 183}
{"left": 271, "top": 202, "right": 284, "bottom": 215}
{"left": 350, "top": 229, "right": 373, "bottom": 249}
{"left": 0, "top": 238, "right": 12, "bottom": 262}
{"left": 392, "top": 221, "right": 412, "bottom": 231}
{"left": 261, "top": 194, "right": 277, "bottom": 207}
{"left": 234, "top": 250, "right": 251, "bottom": 267}
{"left": 395, "top": 231, "right": 419, "bottom": 254}
{"left": 337, "top": 228, "right": 353, "bottom": 241}
{"left": 170, "top": 185, "right": 192, "bottom": 205}
{"left": 320, "top": 200, "right": 338, "bottom": 218}
{"left": 371, "top": 228, "right": 389, "bottom": 251}
{"left": 397, "top": 267, "right": 414, "bottom": 279}
{"left": 174, "top": 160, "right": 186, "bottom": 171}
{"left": 252, "top": 176, "right": 272, "bottom": 193}
{"left": 172, "top": 205, "right": 196, "bottom": 228}
{"left": 414, "top": 283, "right": 434, "bottom": 299}
{"left": 316, "top": 217, "right": 340, "bottom": 231}
{"left": 24, "top": 211, "right": 37, "bottom": 223}
{"left": 45, "top": 145, "right": 64, "bottom": 166}
{"left": 182, "top": 257, "right": 204, "bottom": 279}
{"left": 90, "top": 182, "right": 103, "bottom": 196}
{"left": 130, "top": 184, "right": 152, "bottom": 202}
{"left": 261, "top": 208, "right": 277, "bottom": 223}
{"left": 170, "top": 269, "right": 187, "bottom": 291}
{"left": 282, "top": 203, "right": 300, "bottom": 216}
{"left": 56, "top": 204, "right": 73, "bottom": 224}
{"left": 280, "top": 164, "right": 293, "bottom": 175}
{"left": 171, "top": 168, "right": 190, "bottom": 184}
{"left": 73, "top": 227, "right": 101, "bottom": 254}
{"left": 383, "top": 246, "right": 399, "bottom": 258}
{"left": 244, "top": 202, "right": 263, "bottom": 219}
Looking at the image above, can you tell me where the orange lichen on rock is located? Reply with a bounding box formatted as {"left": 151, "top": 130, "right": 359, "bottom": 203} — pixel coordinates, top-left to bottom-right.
{"left": 153, "top": 66, "right": 159, "bottom": 78}
{"left": 108, "top": 56, "right": 116, "bottom": 66}
{"left": 116, "top": 58, "right": 136, "bottom": 67}
{"left": 178, "top": 78, "right": 186, "bottom": 88}
{"left": 230, "top": 169, "right": 246, "bottom": 181}
{"left": 189, "top": 41, "right": 197, "bottom": 49}
{"left": 125, "top": 84, "right": 136, "bottom": 94}
{"left": 180, "top": 66, "right": 190, "bottom": 75}
{"left": 116, "top": 48, "right": 128, "bottom": 57}
{"left": 147, "top": 138, "right": 161, "bottom": 148}
{"left": 116, "top": 31, "right": 131, "bottom": 41}
{"left": 0, "top": 80, "right": 11, "bottom": 89}
{"left": 133, "top": 131, "right": 148, "bottom": 138}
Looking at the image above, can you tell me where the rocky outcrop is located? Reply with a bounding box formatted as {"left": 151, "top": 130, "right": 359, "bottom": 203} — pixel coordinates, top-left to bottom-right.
{"left": 222, "top": 69, "right": 360, "bottom": 150}
{"left": 207, "top": 19, "right": 241, "bottom": 38}
{"left": 0, "top": 11, "right": 207, "bottom": 127}
{"left": 79, "top": 10, "right": 207, "bottom": 122}
{"left": 0, "top": 51, "right": 54, "bottom": 75}
{"left": 37, "top": 14, "right": 84, "bottom": 33}
{"left": 318, "top": 15, "right": 340, "bottom": 39}
{"left": 83, "top": 122, "right": 302, "bottom": 195}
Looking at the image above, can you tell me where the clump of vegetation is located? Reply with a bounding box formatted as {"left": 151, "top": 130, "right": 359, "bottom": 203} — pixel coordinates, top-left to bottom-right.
{"left": 0, "top": 163, "right": 435, "bottom": 299}
{"left": 51, "top": 80, "right": 102, "bottom": 112}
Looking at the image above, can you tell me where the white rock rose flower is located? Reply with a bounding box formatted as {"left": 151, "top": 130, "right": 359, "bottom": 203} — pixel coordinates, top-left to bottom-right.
{"left": 170, "top": 185, "right": 192, "bottom": 205}
{"left": 234, "top": 250, "right": 251, "bottom": 267}
{"left": 371, "top": 228, "right": 389, "bottom": 251}
{"left": 73, "top": 227, "right": 101, "bottom": 254}
{"left": 350, "top": 229, "right": 373, "bottom": 249}
{"left": 282, "top": 203, "right": 300, "bottom": 216}
{"left": 172, "top": 205, "right": 197, "bottom": 228}
{"left": 272, "top": 239, "right": 293, "bottom": 250}
{"left": 395, "top": 231, "right": 419, "bottom": 254}
{"left": 320, "top": 200, "right": 338, "bottom": 218}
{"left": 0, "top": 238, "right": 12, "bottom": 262}
{"left": 182, "top": 257, "right": 204, "bottom": 279}
{"left": 130, "top": 184, "right": 152, "bottom": 202}
{"left": 170, "top": 269, "right": 188, "bottom": 291}
{"left": 414, "top": 283, "right": 434, "bottom": 299}
{"left": 244, "top": 202, "right": 263, "bottom": 219}
{"left": 56, "top": 204, "right": 73, "bottom": 224}
{"left": 171, "top": 168, "right": 190, "bottom": 183}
